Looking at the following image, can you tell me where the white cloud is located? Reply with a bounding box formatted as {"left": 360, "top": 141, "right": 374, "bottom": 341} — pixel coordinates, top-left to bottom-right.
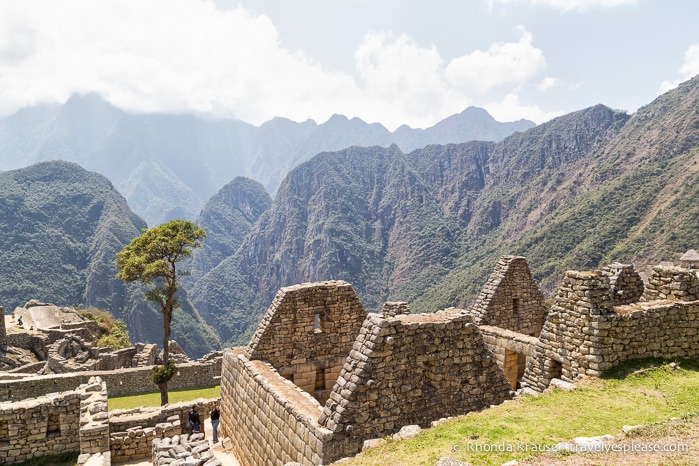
{"left": 353, "top": 32, "right": 470, "bottom": 129}
{"left": 488, "top": 0, "right": 638, "bottom": 12}
{"left": 537, "top": 76, "right": 560, "bottom": 92}
{"left": 445, "top": 26, "right": 546, "bottom": 94}
{"left": 0, "top": 0, "right": 360, "bottom": 124}
{"left": 0, "top": 0, "right": 558, "bottom": 130}
{"left": 485, "top": 93, "right": 563, "bottom": 123}
{"left": 660, "top": 43, "right": 699, "bottom": 93}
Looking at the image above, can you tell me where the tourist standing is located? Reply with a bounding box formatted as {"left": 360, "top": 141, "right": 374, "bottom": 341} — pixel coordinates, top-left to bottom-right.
{"left": 188, "top": 404, "right": 201, "bottom": 434}
{"left": 210, "top": 402, "right": 220, "bottom": 443}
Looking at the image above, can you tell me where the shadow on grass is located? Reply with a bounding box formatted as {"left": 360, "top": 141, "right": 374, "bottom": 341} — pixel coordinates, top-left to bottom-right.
{"left": 601, "top": 356, "right": 699, "bottom": 380}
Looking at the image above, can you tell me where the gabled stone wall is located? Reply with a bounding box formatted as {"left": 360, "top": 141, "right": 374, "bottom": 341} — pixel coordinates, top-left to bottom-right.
{"left": 220, "top": 284, "right": 514, "bottom": 466}
{"left": 470, "top": 255, "right": 547, "bottom": 335}
{"left": 245, "top": 281, "right": 366, "bottom": 402}
{"left": 319, "top": 310, "right": 512, "bottom": 458}
{"left": 601, "top": 262, "right": 644, "bottom": 305}
{"left": 219, "top": 347, "right": 336, "bottom": 466}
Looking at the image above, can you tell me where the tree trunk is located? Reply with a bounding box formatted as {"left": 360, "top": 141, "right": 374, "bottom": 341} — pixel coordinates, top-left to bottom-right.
{"left": 159, "top": 381, "right": 168, "bottom": 405}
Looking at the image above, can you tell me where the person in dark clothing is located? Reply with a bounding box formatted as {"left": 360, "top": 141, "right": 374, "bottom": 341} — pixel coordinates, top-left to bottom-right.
{"left": 210, "top": 402, "right": 220, "bottom": 443}
{"left": 188, "top": 404, "right": 201, "bottom": 434}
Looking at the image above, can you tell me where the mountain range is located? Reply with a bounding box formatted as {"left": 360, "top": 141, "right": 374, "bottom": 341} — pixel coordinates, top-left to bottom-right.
{"left": 1, "top": 75, "right": 697, "bottom": 353}
{"left": 0, "top": 161, "right": 219, "bottom": 358}
{"left": 0, "top": 94, "right": 534, "bottom": 226}
{"left": 189, "top": 76, "right": 699, "bottom": 346}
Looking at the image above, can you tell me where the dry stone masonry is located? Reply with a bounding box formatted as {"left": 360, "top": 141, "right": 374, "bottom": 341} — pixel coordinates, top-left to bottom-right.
{"left": 471, "top": 255, "right": 548, "bottom": 336}
{"left": 245, "top": 281, "right": 367, "bottom": 403}
{"left": 521, "top": 265, "right": 699, "bottom": 391}
{"left": 0, "top": 381, "right": 81, "bottom": 463}
{"left": 318, "top": 310, "right": 512, "bottom": 455}
{"left": 601, "top": 262, "right": 645, "bottom": 305}
{"left": 220, "top": 282, "right": 512, "bottom": 466}
{"left": 152, "top": 433, "right": 220, "bottom": 466}
{"left": 2, "top": 254, "right": 698, "bottom": 466}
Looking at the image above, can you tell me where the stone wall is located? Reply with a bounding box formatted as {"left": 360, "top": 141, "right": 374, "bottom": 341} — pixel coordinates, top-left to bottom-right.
{"left": 152, "top": 433, "right": 218, "bottom": 466}
{"left": 380, "top": 301, "right": 411, "bottom": 318}
{"left": 521, "top": 267, "right": 699, "bottom": 391}
{"left": 220, "top": 348, "right": 335, "bottom": 466}
{"left": 245, "top": 281, "right": 366, "bottom": 403}
{"left": 5, "top": 332, "right": 50, "bottom": 360}
{"left": 0, "top": 306, "right": 6, "bottom": 347}
{"left": 600, "top": 263, "right": 644, "bottom": 305}
{"left": 479, "top": 325, "right": 539, "bottom": 390}
{"left": 0, "top": 385, "right": 81, "bottom": 464}
{"left": 79, "top": 377, "right": 110, "bottom": 457}
{"left": 221, "top": 281, "right": 515, "bottom": 466}
{"left": 643, "top": 265, "right": 699, "bottom": 301}
{"left": 470, "top": 256, "right": 548, "bottom": 336}
{"left": 319, "top": 310, "right": 512, "bottom": 459}
{"left": 0, "top": 360, "right": 220, "bottom": 401}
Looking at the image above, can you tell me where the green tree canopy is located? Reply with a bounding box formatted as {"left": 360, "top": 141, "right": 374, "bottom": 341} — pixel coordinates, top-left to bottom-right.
{"left": 116, "top": 219, "right": 206, "bottom": 405}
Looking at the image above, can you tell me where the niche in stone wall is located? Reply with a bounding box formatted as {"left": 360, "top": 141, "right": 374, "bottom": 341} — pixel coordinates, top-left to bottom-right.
{"left": 420, "top": 360, "right": 438, "bottom": 391}
{"left": 546, "top": 359, "right": 563, "bottom": 382}
{"left": 46, "top": 412, "right": 61, "bottom": 437}
{"left": 314, "top": 313, "right": 323, "bottom": 333}
{"left": 315, "top": 368, "right": 326, "bottom": 391}
{"left": 0, "top": 420, "right": 8, "bottom": 445}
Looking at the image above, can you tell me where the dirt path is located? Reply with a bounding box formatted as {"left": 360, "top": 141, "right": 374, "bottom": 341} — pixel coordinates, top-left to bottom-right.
{"left": 114, "top": 417, "right": 241, "bottom": 466}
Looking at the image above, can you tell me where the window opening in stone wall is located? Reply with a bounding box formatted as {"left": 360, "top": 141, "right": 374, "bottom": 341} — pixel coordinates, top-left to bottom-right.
{"left": 0, "top": 420, "right": 8, "bottom": 445}
{"left": 315, "top": 369, "right": 326, "bottom": 390}
{"left": 314, "top": 312, "right": 323, "bottom": 333}
{"left": 46, "top": 413, "right": 61, "bottom": 437}
{"left": 512, "top": 298, "right": 520, "bottom": 314}
{"left": 283, "top": 373, "right": 295, "bottom": 383}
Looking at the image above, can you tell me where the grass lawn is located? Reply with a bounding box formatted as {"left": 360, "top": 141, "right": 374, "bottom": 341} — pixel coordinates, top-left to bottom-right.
{"left": 338, "top": 358, "right": 699, "bottom": 466}
{"left": 108, "top": 385, "right": 220, "bottom": 410}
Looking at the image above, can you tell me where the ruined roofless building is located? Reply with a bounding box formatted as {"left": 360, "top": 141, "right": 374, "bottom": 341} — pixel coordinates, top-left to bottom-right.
{"left": 219, "top": 280, "right": 512, "bottom": 466}
{"left": 218, "top": 256, "right": 699, "bottom": 465}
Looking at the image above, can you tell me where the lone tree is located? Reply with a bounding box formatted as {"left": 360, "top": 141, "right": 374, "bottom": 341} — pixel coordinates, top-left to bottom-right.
{"left": 116, "top": 219, "right": 206, "bottom": 405}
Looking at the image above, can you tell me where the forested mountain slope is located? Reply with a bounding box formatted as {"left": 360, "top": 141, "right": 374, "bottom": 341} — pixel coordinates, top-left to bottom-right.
{"left": 0, "top": 161, "right": 219, "bottom": 357}
{"left": 0, "top": 95, "right": 532, "bottom": 226}
{"left": 191, "top": 76, "right": 699, "bottom": 346}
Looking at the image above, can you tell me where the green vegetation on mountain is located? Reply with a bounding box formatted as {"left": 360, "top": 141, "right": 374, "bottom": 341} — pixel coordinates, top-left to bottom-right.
{"left": 187, "top": 177, "right": 272, "bottom": 291}
{"left": 191, "top": 76, "right": 699, "bottom": 346}
{"left": 77, "top": 308, "right": 131, "bottom": 350}
{"left": 0, "top": 94, "right": 531, "bottom": 226}
{"left": 0, "top": 161, "right": 218, "bottom": 358}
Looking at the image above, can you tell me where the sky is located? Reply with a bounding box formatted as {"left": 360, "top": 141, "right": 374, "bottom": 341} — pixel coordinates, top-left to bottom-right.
{"left": 0, "top": 0, "right": 697, "bottom": 131}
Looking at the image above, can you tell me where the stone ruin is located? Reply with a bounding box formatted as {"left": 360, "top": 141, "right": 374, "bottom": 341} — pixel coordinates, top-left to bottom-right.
{"left": 220, "top": 281, "right": 512, "bottom": 466}
{"left": 0, "top": 301, "right": 189, "bottom": 375}
{"left": 521, "top": 265, "right": 699, "bottom": 391}
{"left": 219, "top": 255, "right": 699, "bottom": 466}
{"left": 0, "top": 373, "right": 220, "bottom": 465}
